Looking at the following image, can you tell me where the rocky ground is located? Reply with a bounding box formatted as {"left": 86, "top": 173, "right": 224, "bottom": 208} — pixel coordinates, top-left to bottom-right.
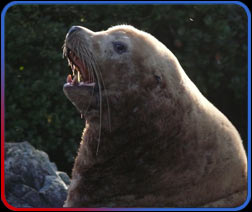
{"left": 4, "top": 141, "right": 70, "bottom": 208}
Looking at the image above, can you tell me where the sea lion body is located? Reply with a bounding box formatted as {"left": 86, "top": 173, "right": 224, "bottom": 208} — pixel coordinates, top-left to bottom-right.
{"left": 62, "top": 25, "right": 247, "bottom": 207}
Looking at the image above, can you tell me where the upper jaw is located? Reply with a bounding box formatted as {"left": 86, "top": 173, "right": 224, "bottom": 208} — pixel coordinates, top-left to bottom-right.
{"left": 63, "top": 45, "right": 96, "bottom": 87}
{"left": 62, "top": 27, "right": 103, "bottom": 116}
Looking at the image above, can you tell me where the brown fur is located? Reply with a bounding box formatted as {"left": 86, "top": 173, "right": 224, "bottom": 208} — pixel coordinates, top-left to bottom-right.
{"left": 63, "top": 25, "right": 247, "bottom": 207}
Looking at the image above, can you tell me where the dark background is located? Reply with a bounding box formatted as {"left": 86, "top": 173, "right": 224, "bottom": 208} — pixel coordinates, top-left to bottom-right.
{"left": 5, "top": 4, "right": 248, "bottom": 175}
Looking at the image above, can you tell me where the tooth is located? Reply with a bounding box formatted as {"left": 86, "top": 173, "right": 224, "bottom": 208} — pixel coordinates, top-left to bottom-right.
{"left": 72, "top": 75, "right": 78, "bottom": 85}
{"left": 72, "top": 65, "right": 75, "bottom": 76}
{"left": 77, "top": 71, "right": 80, "bottom": 83}
{"left": 68, "top": 59, "right": 71, "bottom": 66}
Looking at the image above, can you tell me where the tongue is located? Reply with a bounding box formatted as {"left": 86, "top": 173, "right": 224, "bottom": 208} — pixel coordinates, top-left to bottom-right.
{"left": 67, "top": 74, "right": 72, "bottom": 83}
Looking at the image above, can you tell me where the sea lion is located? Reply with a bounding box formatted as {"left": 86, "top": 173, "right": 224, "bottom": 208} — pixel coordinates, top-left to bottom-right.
{"left": 62, "top": 25, "right": 247, "bottom": 207}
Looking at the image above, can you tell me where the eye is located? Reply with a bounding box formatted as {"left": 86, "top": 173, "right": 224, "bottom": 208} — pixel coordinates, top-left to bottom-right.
{"left": 112, "top": 41, "right": 127, "bottom": 54}
{"left": 154, "top": 75, "right": 161, "bottom": 83}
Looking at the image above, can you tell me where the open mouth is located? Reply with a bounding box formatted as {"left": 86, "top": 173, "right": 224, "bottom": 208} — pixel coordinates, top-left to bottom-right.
{"left": 64, "top": 48, "right": 96, "bottom": 87}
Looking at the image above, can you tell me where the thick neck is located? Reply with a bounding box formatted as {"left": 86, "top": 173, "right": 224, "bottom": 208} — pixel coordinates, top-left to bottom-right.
{"left": 71, "top": 122, "right": 168, "bottom": 206}
{"left": 69, "top": 88, "right": 192, "bottom": 206}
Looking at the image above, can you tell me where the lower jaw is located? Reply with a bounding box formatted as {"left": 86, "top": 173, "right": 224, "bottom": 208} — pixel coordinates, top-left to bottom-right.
{"left": 64, "top": 81, "right": 96, "bottom": 87}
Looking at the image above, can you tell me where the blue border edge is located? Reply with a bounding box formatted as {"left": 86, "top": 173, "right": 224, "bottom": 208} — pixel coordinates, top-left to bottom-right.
{"left": 1, "top": 1, "right": 251, "bottom": 211}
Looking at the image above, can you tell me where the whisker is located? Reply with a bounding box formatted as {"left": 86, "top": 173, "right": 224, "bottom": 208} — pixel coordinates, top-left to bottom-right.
{"left": 82, "top": 85, "right": 95, "bottom": 117}
{"left": 85, "top": 52, "right": 104, "bottom": 155}
{"left": 98, "top": 68, "right": 112, "bottom": 132}
{"left": 65, "top": 37, "right": 108, "bottom": 156}
{"left": 78, "top": 45, "right": 96, "bottom": 117}
{"left": 80, "top": 44, "right": 103, "bottom": 155}
{"left": 95, "top": 70, "right": 103, "bottom": 156}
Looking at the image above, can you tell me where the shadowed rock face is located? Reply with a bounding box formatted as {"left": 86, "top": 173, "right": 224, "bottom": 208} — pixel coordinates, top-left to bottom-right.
{"left": 4, "top": 141, "right": 70, "bottom": 208}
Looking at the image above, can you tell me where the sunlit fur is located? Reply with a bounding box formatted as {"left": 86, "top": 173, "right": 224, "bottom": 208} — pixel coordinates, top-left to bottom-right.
{"left": 62, "top": 25, "right": 247, "bottom": 208}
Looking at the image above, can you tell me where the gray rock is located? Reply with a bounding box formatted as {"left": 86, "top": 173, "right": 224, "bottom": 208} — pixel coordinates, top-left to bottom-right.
{"left": 57, "top": 171, "right": 71, "bottom": 186}
{"left": 4, "top": 141, "right": 70, "bottom": 208}
{"left": 4, "top": 192, "right": 32, "bottom": 208}
{"left": 39, "top": 175, "right": 68, "bottom": 207}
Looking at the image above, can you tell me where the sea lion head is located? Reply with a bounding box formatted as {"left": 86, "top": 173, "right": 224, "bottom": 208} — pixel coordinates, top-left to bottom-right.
{"left": 63, "top": 25, "right": 184, "bottom": 132}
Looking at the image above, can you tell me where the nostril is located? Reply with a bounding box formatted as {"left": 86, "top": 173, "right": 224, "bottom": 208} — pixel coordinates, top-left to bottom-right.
{"left": 67, "top": 26, "right": 81, "bottom": 37}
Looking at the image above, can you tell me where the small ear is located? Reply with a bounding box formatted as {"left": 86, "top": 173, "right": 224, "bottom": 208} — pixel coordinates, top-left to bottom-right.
{"left": 154, "top": 75, "right": 161, "bottom": 84}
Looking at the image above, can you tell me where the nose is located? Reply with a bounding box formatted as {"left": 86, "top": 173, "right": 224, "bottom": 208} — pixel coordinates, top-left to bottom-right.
{"left": 67, "top": 26, "right": 81, "bottom": 37}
